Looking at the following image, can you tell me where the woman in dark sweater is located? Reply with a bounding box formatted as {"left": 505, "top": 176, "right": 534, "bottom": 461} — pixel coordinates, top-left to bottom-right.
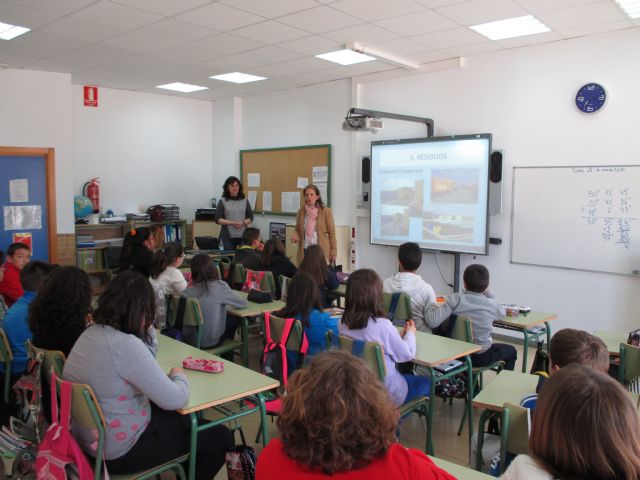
{"left": 260, "top": 239, "right": 297, "bottom": 299}
{"left": 29, "top": 266, "right": 92, "bottom": 357}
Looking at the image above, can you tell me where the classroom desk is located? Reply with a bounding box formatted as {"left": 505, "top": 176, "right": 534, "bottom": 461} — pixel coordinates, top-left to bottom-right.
{"left": 227, "top": 293, "right": 285, "bottom": 366}
{"left": 493, "top": 311, "right": 557, "bottom": 372}
{"left": 430, "top": 456, "right": 493, "bottom": 479}
{"left": 157, "top": 334, "right": 278, "bottom": 480}
{"left": 332, "top": 283, "right": 347, "bottom": 307}
{"left": 595, "top": 329, "right": 626, "bottom": 357}
{"left": 471, "top": 370, "right": 538, "bottom": 470}
{"left": 410, "top": 330, "right": 481, "bottom": 456}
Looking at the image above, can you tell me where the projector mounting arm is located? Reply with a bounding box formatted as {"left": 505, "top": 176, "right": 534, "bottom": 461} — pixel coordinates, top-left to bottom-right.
{"left": 349, "top": 108, "right": 434, "bottom": 137}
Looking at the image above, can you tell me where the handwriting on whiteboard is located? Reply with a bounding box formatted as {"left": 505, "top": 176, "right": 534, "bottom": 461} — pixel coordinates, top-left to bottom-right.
{"left": 580, "top": 188, "right": 634, "bottom": 249}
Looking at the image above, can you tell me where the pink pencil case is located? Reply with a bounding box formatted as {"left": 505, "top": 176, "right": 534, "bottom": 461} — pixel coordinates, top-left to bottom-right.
{"left": 182, "top": 356, "right": 224, "bottom": 373}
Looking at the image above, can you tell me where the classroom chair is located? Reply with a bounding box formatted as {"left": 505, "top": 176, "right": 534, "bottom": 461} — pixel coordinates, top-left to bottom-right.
{"left": 326, "top": 331, "right": 430, "bottom": 452}
{"left": 619, "top": 342, "right": 640, "bottom": 387}
{"left": 0, "top": 296, "right": 8, "bottom": 322}
{"left": 104, "top": 246, "right": 122, "bottom": 279}
{"left": 251, "top": 314, "right": 305, "bottom": 443}
{"left": 0, "top": 328, "right": 13, "bottom": 404}
{"left": 28, "top": 342, "right": 66, "bottom": 388}
{"left": 382, "top": 292, "right": 412, "bottom": 326}
{"left": 55, "top": 376, "right": 188, "bottom": 480}
{"left": 279, "top": 275, "right": 291, "bottom": 301}
{"left": 231, "top": 263, "right": 246, "bottom": 289}
{"left": 451, "top": 316, "right": 505, "bottom": 435}
{"left": 165, "top": 296, "right": 246, "bottom": 366}
{"left": 498, "top": 402, "right": 530, "bottom": 474}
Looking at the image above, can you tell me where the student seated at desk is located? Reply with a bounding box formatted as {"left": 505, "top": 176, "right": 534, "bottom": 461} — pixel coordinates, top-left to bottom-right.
{"left": 1, "top": 260, "right": 54, "bottom": 378}
{"left": 0, "top": 242, "right": 31, "bottom": 307}
{"left": 383, "top": 242, "right": 437, "bottom": 332}
{"left": 149, "top": 242, "right": 188, "bottom": 328}
{"left": 339, "top": 269, "right": 430, "bottom": 407}
{"left": 501, "top": 365, "right": 640, "bottom": 480}
{"left": 425, "top": 264, "right": 517, "bottom": 371}
{"left": 275, "top": 273, "right": 337, "bottom": 359}
{"left": 119, "top": 227, "right": 156, "bottom": 277}
{"left": 29, "top": 266, "right": 92, "bottom": 357}
{"left": 297, "top": 245, "right": 339, "bottom": 309}
{"left": 260, "top": 239, "right": 297, "bottom": 299}
{"left": 256, "top": 350, "right": 454, "bottom": 480}
{"left": 64, "top": 272, "right": 232, "bottom": 480}
{"left": 521, "top": 328, "right": 609, "bottom": 409}
{"left": 183, "top": 254, "right": 247, "bottom": 349}
{"left": 233, "top": 227, "right": 262, "bottom": 271}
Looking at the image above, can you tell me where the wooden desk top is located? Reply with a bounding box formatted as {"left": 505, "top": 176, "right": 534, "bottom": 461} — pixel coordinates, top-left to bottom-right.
{"left": 493, "top": 311, "right": 557, "bottom": 330}
{"left": 410, "top": 330, "right": 480, "bottom": 367}
{"left": 430, "top": 456, "right": 492, "bottom": 479}
{"left": 227, "top": 292, "right": 285, "bottom": 317}
{"left": 156, "top": 334, "right": 278, "bottom": 414}
{"left": 595, "top": 330, "right": 626, "bottom": 356}
{"left": 472, "top": 370, "right": 538, "bottom": 412}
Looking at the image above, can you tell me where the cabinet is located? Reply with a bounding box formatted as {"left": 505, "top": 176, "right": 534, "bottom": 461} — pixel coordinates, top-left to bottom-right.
{"left": 75, "top": 219, "right": 187, "bottom": 275}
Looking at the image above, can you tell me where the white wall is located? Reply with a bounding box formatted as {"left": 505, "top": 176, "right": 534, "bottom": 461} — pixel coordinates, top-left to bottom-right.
{"left": 73, "top": 86, "right": 214, "bottom": 220}
{"left": 355, "top": 27, "right": 640, "bottom": 334}
{"left": 0, "top": 69, "right": 74, "bottom": 233}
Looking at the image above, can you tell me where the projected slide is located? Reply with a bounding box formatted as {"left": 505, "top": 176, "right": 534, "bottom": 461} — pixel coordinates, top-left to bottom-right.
{"left": 370, "top": 134, "right": 491, "bottom": 255}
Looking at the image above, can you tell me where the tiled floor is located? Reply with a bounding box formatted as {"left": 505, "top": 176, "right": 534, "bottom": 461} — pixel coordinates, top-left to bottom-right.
{"left": 210, "top": 334, "right": 532, "bottom": 479}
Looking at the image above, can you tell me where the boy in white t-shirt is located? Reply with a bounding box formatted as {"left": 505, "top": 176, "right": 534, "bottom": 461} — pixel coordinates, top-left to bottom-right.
{"left": 383, "top": 242, "right": 437, "bottom": 332}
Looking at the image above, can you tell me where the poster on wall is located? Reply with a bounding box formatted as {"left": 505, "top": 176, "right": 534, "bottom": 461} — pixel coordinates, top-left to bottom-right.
{"left": 13, "top": 232, "right": 33, "bottom": 253}
{"left": 3, "top": 205, "right": 42, "bottom": 230}
{"left": 9, "top": 179, "right": 29, "bottom": 202}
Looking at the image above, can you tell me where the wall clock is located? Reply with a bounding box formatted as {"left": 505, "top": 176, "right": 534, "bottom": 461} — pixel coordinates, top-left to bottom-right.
{"left": 575, "top": 83, "right": 606, "bottom": 114}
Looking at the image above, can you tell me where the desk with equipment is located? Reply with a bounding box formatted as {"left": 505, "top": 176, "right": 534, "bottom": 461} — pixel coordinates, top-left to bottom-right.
{"left": 493, "top": 311, "right": 557, "bottom": 372}
{"left": 156, "top": 334, "right": 278, "bottom": 480}
{"left": 471, "top": 370, "right": 538, "bottom": 470}
{"left": 409, "top": 330, "right": 480, "bottom": 455}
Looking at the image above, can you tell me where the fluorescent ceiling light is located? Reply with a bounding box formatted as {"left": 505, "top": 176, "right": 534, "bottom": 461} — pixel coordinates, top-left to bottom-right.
{"left": 347, "top": 42, "right": 419, "bottom": 70}
{"left": 210, "top": 72, "right": 266, "bottom": 84}
{"left": 615, "top": 0, "right": 640, "bottom": 18}
{"left": 0, "top": 21, "right": 31, "bottom": 40}
{"left": 470, "top": 15, "right": 550, "bottom": 40}
{"left": 156, "top": 82, "right": 208, "bottom": 93}
{"left": 315, "top": 49, "right": 375, "bottom": 66}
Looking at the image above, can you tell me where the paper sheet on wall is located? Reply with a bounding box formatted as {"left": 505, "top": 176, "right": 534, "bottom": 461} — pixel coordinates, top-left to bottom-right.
{"left": 262, "top": 191, "right": 272, "bottom": 211}
{"left": 282, "top": 192, "right": 300, "bottom": 213}
{"left": 312, "top": 166, "right": 328, "bottom": 183}
{"left": 3, "top": 205, "right": 42, "bottom": 230}
{"left": 316, "top": 182, "right": 328, "bottom": 204}
{"left": 247, "top": 173, "right": 260, "bottom": 187}
{"left": 13, "top": 233, "right": 32, "bottom": 252}
{"left": 247, "top": 191, "right": 257, "bottom": 210}
{"left": 296, "top": 177, "right": 308, "bottom": 189}
{"left": 9, "top": 179, "right": 29, "bottom": 202}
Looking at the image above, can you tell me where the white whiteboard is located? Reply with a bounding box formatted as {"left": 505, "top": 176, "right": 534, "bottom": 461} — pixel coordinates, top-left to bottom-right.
{"left": 511, "top": 166, "right": 640, "bottom": 276}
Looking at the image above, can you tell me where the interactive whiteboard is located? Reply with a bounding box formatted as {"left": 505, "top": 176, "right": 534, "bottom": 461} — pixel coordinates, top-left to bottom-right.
{"left": 511, "top": 165, "right": 640, "bottom": 276}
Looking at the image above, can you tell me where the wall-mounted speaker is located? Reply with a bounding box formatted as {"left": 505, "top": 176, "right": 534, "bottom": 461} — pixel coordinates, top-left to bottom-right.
{"left": 489, "top": 150, "right": 503, "bottom": 215}
{"left": 361, "top": 156, "right": 371, "bottom": 206}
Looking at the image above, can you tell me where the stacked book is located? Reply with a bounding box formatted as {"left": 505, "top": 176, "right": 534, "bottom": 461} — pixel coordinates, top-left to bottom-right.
{"left": 163, "top": 224, "right": 182, "bottom": 243}
{"left": 77, "top": 249, "right": 104, "bottom": 272}
{"left": 77, "top": 235, "right": 95, "bottom": 248}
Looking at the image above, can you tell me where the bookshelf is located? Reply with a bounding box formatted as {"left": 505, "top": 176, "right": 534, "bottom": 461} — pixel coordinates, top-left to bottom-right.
{"left": 75, "top": 219, "right": 187, "bottom": 275}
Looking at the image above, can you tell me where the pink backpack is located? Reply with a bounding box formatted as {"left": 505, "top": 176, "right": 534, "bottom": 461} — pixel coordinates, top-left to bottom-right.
{"left": 242, "top": 270, "right": 265, "bottom": 293}
{"left": 36, "top": 371, "right": 94, "bottom": 480}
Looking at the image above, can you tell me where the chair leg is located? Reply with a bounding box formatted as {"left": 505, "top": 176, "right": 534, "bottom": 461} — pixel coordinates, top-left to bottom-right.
{"left": 457, "top": 405, "right": 467, "bottom": 436}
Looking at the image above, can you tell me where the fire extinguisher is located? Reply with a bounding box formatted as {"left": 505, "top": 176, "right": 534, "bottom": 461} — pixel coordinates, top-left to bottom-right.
{"left": 83, "top": 178, "right": 100, "bottom": 214}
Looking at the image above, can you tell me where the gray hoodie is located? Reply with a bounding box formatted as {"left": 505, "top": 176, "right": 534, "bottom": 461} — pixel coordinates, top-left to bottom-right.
{"left": 383, "top": 272, "right": 437, "bottom": 332}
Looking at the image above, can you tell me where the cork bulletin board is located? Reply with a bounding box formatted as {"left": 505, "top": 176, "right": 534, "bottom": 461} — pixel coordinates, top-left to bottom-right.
{"left": 240, "top": 144, "right": 331, "bottom": 215}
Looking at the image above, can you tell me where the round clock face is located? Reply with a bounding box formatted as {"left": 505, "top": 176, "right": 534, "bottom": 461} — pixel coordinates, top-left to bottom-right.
{"left": 575, "top": 83, "right": 606, "bottom": 114}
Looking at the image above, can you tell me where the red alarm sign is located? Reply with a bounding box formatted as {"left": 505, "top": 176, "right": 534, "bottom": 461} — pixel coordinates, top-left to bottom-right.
{"left": 84, "top": 86, "right": 98, "bottom": 107}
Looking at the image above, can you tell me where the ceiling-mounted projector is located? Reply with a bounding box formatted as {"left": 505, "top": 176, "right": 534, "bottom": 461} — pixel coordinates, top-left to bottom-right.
{"left": 342, "top": 115, "right": 384, "bottom": 133}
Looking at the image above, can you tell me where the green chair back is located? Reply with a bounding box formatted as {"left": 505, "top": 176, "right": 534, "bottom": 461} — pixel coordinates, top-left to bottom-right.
{"left": 55, "top": 377, "right": 187, "bottom": 480}
{"left": 166, "top": 296, "right": 204, "bottom": 348}
{"left": 0, "top": 328, "right": 13, "bottom": 403}
{"left": 450, "top": 316, "right": 473, "bottom": 343}
{"left": 232, "top": 263, "right": 246, "bottom": 286}
{"left": 326, "top": 331, "right": 386, "bottom": 380}
{"left": 279, "top": 275, "right": 291, "bottom": 301}
{"left": 263, "top": 315, "right": 304, "bottom": 351}
{"left": 29, "top": 342, "right": 66, "bottom": 388}
{"left": 382, "top": 292, "right": 412, "bottom": 323}
{"left": 260, "top": 271, "right": 276, "bottom": 294}
{"left": 620, "top": 343, "right": 640, "bottom": 384}
{"left": 499, "top": 402, "right": 531, "bottom": 473}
